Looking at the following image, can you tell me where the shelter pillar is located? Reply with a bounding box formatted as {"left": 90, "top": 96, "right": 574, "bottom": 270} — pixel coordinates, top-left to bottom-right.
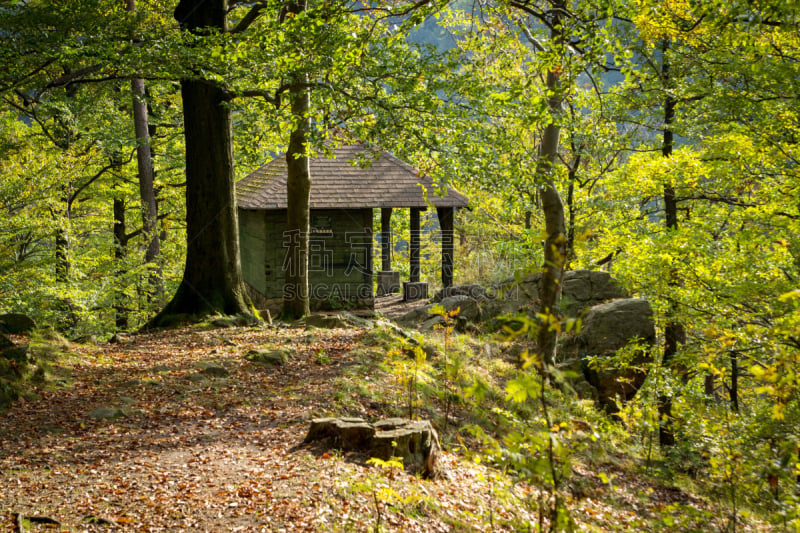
{"left": 403, "top": 207, "right": 428, "bottom": 301}
{"left": 380, "top": 207, "right": 392, "bottom": 271}
{"left": 377, "top": 207, "right": 400, "bottom": 296}
{"left": 409, "top": 207, "right": 421, "bottom": 282}
{"left": 437, "top": 206, "right": 454, "bottom": 289}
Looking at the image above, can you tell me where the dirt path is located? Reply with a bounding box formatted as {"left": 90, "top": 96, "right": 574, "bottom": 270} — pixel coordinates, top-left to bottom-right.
{"left": 0, "top": 325, "right": 517, "bottom": 532}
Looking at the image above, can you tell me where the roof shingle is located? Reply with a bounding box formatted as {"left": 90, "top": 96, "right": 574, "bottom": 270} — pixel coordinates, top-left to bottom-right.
{"left": 237, "top": 144, "right": 469, "bottom": 210}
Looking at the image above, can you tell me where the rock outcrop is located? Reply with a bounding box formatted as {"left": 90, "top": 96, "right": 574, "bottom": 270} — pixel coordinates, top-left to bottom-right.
{"left": 493, "top": 269, "right": 629, "bottom": 317}
{"left": 395, "top": 270, "right": 655, "bottom": 411}
{"left": 562, "top": 298, "right": 655, "bottom": 412}
{"left": 398, "top": 270, "right": 629, "bottom": 331}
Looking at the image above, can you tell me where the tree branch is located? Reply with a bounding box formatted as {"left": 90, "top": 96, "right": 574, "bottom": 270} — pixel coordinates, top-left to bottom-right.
{"left": 44, "top": 64, "right": 104, "bottom": 90}
{"left": 675, "top": 194, "right": 756, "bottom": 209}
{"left": 69, "top": 162, "right": 121, "bottom": 209}
{"left": 232, "top": 88, "right": 282, "bottom": 107}
{"left": 125, "top": 212, "right": 171, "bottom": 241}
{"left": 229, "top": 2, "right": 270, "bottom": 34}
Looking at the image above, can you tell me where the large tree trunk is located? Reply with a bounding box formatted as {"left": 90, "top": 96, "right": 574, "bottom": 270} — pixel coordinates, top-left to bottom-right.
{"left": 282, "top": 0, "right": 311, "bottom": 319}
{"left": 282, "top": 90, "right": 311, "bottom": 318}
{"left": 147, "top": 0, "right": 251, "bottom": 326}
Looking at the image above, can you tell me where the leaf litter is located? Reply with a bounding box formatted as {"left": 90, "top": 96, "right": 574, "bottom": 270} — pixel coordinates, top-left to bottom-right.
{"left": 0, "top": 324, "right": 757, "bottom": 531}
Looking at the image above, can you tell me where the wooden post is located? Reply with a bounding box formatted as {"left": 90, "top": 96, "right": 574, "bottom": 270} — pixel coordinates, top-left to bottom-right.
{"left": 437, "top": 206, "right": 454, "bottom": 288}
{"left": 381, "top": 207, "right": 392, "bottom": 272}
{"left": 409, "top": 208, "right": 421, "bottom": 283}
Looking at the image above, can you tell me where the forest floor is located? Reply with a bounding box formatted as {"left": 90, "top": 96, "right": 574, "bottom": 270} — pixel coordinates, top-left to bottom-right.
{"left": 0, "top": 322, "right": 763, "bottom": 532}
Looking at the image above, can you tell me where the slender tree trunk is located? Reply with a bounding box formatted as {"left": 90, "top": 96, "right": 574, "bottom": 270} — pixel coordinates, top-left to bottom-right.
{"left": 147, "top": 0, "right": 252, "bottom": 326}
{"left": 658, "top": 39, "right": 686, "bottom": 447}
{"left": 146, "top": 95, "right": 166, "bottom": 272}
{"left": 282, "top": 0, "right": 311, "bottom": 319}
{"left": 52, "top": 72, "right": 77, "bottom": 284}
{"left": 54, "top": 181, "right": 72, "bottom": 282}
{"left": 113, "top": 197, "right": 129, "bottom": 329}
{"left": 536, "top": 10, "right": 567, "bottom": 372}
{"left": 704, "top": 373, "right": 715, "bottom": 401}
{"left": 127, "top": 0, "right": 162, "bottom": 301}
{"left": 730, "top": 351, "right": 739, "bottom": 412}
{"left": 55, "top": 227, "right": 69, "bottom": 282}
{"left": 565, "top": 154, "right": 580, "bottom": 269}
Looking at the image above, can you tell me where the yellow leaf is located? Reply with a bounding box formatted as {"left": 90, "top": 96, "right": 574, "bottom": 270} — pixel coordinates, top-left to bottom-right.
{"left": 779, "top": 290, "right": 800, "bottom": 302}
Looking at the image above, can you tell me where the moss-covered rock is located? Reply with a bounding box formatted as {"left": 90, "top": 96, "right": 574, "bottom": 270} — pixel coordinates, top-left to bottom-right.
{"left": 196, "top": 361, "right": 230, "bottom": 377}
{"left": 244, "top": 348, "right": 290, "bottom": 366}
{"left": 0, "top": 313, "right": 36, "bottom": 334}
{"left": 0, "top": 379, "right": 20, "bottom": 410}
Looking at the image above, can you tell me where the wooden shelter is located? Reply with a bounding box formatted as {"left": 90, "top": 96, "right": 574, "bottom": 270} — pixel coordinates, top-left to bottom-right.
{"left": 236, "top": 144, "right": 469, "bottom": 309}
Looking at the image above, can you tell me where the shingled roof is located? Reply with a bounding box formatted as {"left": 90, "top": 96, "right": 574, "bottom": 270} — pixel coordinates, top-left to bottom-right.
{"left": 237, "top": 144, "right": 469, "bottom": 210}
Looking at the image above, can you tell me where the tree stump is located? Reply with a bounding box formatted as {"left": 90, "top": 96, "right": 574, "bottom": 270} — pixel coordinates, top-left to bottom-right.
{"left": 304, "top": 417, "right": 441, "bottom": 478}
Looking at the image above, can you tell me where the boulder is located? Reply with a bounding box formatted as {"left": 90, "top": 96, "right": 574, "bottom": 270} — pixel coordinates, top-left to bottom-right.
{"left": 0, "top": 380, "right": 20, "bottom": 410}
{"left": 493, "top": 269, "right": 628, "bottom": 318}
{"left": 196, "top": 361, "right": 230, "bottom": 378}
{"left": 396, "top": 306, "right": 435, "bottom": 327}
{"left": 0, "top": 335, "right": 31, "bottom": 378}
{"left": 565, "top": 270, "right": 628, "bottom": 303}
{"left": 373, "top": 320, "right": 414, "bottom": 340}
{"left": 304, "top": 417, "right": 442, "bottom": 478}
{"left": 0, "top": 313, "right": 36, "bottom": 334}
{"left": 432, "top": 284, "right": 493, "bottom": 303}
{"left": 564, "top": 298, "right": 655, "bottom": 412}
{"left": 438, "top": 295, "right": 482, "bottom": 323}
{"left": 109, "top": 333, "right": 128, "bottom": 344}
{"left": 89, "top": 406, "right": 128, "bottom": 421}
{"left": 398, "top": 294, "right": 482, "bottom": 331}
{"left": 398, "top": 271, "right": 631, "bottom": 330}
{"left": 577, "top": 298, "right": 655, "bottom": 353}
{"left": 72, "top": 334, "right": 97, "bottom": 344}
{"left": 1, "top": 333, "right": 13, "bottom": 350}
{"left": 300, "top": 312, "right": 372, "bottom": 330}
{"left": 245, "top": 349, "right": 290, "bottom": 366}
{"left": 420, "top": 315, "right": 445, "bottom": 332}
{"left": 211, "top": 314, "right": 259, "bottom": 328}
